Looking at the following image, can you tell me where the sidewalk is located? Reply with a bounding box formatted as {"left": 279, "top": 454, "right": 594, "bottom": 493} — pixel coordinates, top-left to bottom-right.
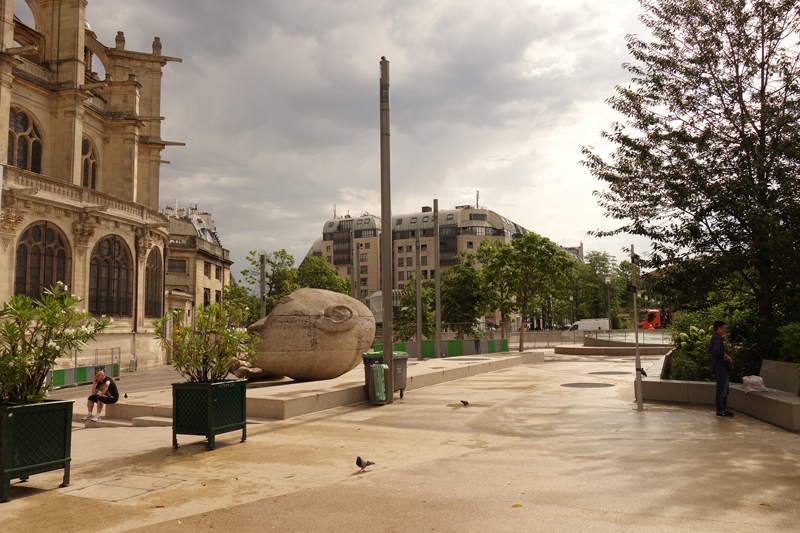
{"left": 3, "top": 352, "right": 799, "bottom": 532}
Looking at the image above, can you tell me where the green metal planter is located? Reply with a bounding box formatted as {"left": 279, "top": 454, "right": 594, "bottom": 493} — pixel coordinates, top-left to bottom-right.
{"left": 172, "top": 380, "right": 247, "bottom": 451}
{"left": 1, "top": 400, "right": 74, "bottom": 502}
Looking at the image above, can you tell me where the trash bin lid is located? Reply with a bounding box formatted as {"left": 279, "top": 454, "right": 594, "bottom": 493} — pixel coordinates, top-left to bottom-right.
{"left": 362, "top": 351, "right": 409, "bottom": 359}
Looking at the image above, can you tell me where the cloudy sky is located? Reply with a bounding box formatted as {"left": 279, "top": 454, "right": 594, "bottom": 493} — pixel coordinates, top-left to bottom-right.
{"left": 18, "top": 0, "right": 652, "bottom": 276}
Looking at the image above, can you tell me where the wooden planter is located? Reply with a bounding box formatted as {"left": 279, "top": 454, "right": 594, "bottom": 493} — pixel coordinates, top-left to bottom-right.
{"left": 1, "top": 400, "right": 74, "bottom": 502}
{"left": 172, "top": 380, "right": 247, "bottom": 451}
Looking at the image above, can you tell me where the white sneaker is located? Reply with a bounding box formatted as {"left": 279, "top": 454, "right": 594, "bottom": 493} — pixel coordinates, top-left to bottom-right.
{"left": 91, "top": 415, "right": 101, "bottom": 422}
{"left": 81, "top": 414, "right": 92, "bottom": 421}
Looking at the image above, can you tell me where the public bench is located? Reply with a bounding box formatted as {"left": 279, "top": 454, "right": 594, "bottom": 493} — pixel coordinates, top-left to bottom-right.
{"left": 642, "top": 354, "right": 800, "bottom": 431}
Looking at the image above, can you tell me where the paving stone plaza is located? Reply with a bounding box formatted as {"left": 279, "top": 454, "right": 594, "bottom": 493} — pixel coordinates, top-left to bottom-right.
{"left": 3, "top": 350, "right": 799, "bottom": 532}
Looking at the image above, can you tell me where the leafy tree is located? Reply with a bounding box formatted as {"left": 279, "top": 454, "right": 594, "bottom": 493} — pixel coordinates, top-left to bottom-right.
{"left": 297, "top": 256, "right": 350, "bottom": 294}
{"left": 505, "top": 233, "right": 575, "bottom": 351}
{"left": 440, "top": 253, "right": 486, "bottom": 339}
{"left": 238, "top": 249, "right": 297, "bottom": 299}
{"left": 582, "top": 0, "right": 800, "bottom": 330}
{"left": 395, "top": 270, "right": 435, "bottom": 341}
{"left": 222, "top": 282, "right": 259, "bottom": 326}
{"left": 476, "top": 240, "right": 517, "bottom": 338}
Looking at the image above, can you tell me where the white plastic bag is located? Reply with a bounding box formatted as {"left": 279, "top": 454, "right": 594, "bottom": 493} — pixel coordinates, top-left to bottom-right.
{"left": 742, "top": 375, "right": 768, "bottom": 393}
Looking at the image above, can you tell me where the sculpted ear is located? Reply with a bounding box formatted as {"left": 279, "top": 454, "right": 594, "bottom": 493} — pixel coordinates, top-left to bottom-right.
{"left": 314, "top": 304, "right": 355, "bottom": 333}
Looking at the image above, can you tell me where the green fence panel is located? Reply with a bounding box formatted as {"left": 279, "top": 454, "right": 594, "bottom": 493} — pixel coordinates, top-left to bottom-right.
{"left": 487, "top": 340, "right": 495, "bottom": 353}
{"left": 421, "top": 341, "right": 436, "bottom": 358}
{"left": 500, "top": 339, "right": 508, "bottom": 352}
{"left": 447, "top": 340, "right": 463, "bottom": 357}
{"left": 110, "top": 363, "right": 120, "bottom": 378}
{"left": 395, "top": 342, "right": 406, "bottom": 353}
{"left": 75, "top": 366, "right": 88, "bottom": 384}
{"left": 51, "top": 369, "right": 65, "bottom": 387}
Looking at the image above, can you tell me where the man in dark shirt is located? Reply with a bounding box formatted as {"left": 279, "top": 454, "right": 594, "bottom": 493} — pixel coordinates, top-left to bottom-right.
{"left": 82, "top": 370, "right": 119, "bottom": 422}
{"left": 710, "top": 321, "right": 734, "bottom": 418}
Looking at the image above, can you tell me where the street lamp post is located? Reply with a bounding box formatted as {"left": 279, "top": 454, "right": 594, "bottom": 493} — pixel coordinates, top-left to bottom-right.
{"left": 604, "top": 274, "right": 611, "bottom": 329}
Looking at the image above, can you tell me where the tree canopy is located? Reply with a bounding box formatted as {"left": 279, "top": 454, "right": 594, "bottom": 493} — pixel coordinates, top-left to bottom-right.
{"left": 583, "top": 0, "right": 800, "bottom": 326}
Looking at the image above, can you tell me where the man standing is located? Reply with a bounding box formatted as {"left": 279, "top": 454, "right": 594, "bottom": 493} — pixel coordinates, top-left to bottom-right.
{"left": 710, "top": 321, "right": 734, "bottom": 418}
{"left": 82, "top": 369, "right": 119, "bottom": 422}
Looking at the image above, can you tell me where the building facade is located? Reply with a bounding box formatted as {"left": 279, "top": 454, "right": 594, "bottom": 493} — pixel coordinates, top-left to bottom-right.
{"left": 164, "top": 205, "right": 232, "bottom": 319}
{"left": 311, "top": 205, "right": 535, "bottom": 304}
{"left": 0, "top": 1, "right": 182, "bottom": 368}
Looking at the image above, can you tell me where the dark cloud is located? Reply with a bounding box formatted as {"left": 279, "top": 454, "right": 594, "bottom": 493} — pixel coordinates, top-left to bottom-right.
{"left": 66, "top": 0, "right": 649, "bottom": 272}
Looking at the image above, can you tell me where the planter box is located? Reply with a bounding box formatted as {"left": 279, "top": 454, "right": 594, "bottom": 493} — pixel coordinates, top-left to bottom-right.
{"left": 1, "top": 400, "right": 74, "bottom": 502}
{"left": 172, "top": 380, "right": 247, "bottom": 451}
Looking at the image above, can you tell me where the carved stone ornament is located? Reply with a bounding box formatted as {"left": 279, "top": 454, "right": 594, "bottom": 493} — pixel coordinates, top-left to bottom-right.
{"left": 136, "top": 230, "right": 155, "bottom": 258}
{"left": 1, "top": 208, "right": 25, "bottom": 235}
{"left": 73, "top": 221, "right": 96, "bottom": 247}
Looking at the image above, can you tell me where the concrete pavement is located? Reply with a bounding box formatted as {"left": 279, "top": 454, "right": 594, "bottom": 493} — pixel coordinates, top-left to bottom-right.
{"left": 2, "top": 352, "right": 799, "bottom": 532}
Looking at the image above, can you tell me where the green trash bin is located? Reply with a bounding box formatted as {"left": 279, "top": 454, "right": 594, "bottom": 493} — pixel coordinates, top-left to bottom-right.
{"left": 362, "top": 351, "right": 410, "bottom": 400}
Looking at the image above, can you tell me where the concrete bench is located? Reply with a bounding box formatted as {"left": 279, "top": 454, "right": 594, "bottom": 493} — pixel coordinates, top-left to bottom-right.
{"left": 642, "top": 355, "right": 800, "bottom": 431}
{"left": 758, "top": 360, "right": 799, "bottom": 395}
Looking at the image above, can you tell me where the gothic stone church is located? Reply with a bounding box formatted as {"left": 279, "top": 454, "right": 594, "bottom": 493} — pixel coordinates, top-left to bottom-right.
{"left": 0, "top": 1, "right": 182, "bottom": 368}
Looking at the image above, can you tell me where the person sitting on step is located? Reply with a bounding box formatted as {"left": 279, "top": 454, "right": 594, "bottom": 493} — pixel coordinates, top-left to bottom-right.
{"left": 82, "top": 370, "right": 119, "bottom": 422}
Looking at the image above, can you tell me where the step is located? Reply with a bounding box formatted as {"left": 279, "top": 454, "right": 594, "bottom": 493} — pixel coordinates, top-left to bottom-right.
{"left": 83, "top": 417, "right": 132, "bottom": 428}
{"left": 131, "top": 415, "right": 172, "bottom": 427}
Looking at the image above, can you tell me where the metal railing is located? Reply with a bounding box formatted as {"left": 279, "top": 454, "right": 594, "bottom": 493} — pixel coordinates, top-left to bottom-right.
{"left": 57, "top": 347, "right": 122, "bottom": 369}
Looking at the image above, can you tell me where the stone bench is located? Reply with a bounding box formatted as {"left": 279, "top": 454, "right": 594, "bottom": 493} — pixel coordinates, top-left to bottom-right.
{"left": 642, "top": 355, "right": 800, "bottom": 431}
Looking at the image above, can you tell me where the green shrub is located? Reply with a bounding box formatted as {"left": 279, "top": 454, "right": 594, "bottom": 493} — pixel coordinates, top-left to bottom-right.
{"left": 666, "top": 326, "right": 714, "bottom": 381}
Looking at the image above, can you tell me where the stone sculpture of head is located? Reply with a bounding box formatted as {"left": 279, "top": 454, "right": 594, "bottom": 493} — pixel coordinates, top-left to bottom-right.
{"left": 244, "top": 288, "right": 376, "bottom": 381}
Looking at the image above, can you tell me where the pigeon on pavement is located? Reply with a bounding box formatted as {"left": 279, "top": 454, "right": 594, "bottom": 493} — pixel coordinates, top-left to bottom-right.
{"left": 461, "top": 400, "right": 469, "bottom": 406}
{"left": 356, "top": 456, "right": 375, "bottom": 472}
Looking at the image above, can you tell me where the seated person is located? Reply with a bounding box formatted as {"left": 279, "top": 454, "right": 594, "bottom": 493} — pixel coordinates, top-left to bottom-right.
{"left": 82, "top": 370, "right": 119, "bottom": 421}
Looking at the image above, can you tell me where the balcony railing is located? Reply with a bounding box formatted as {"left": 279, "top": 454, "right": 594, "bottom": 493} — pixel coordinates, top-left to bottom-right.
{"left": 4, "top": 167, "right": 168, "bottom": 225}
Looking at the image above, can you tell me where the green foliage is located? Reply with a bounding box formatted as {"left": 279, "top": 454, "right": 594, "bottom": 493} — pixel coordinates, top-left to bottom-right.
{"left": 297, "top": 255, "right": 350, "bottom": 294}
{"left": 153, "top": 303, "right": 259, "bottom": 383}
{"left": 476, "top": 240, "right": 518, "bottom": 324}
{"left": 0, "top": 283, "right": 109, "bottom": 405}
{"left": 583, "top": 0, "right": 800, "bottom": 328}
{"left": 666, "top": 326, "right": 714, "bottom": 382}
{"left": 776, "top": 323, "right": 800, "bottom": 364}
{"left": 395, "top": 272, "right": 435, "bottom": 341}
{"left": 222, "top": 282, "right": 259, "bottom": 326}
{"left": 504, "top": 232, "right": 575, "bottom": 347}
{"left": 440, "top": 253, "right": 486, "bottom": 339}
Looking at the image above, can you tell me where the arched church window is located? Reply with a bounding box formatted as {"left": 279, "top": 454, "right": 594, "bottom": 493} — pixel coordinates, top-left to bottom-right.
{"left": 144, "top": 248, "right": 163, "bottom": 318}
{"left": 89, "top": 235, "right": 133, "bottom": 316}
{"left": 82, "top": 138, "right": 98, "bottom": 189}
{"left": 8, "top": 108, "right": 43, "bottom": 174}
{"left": 15, "top": 222, "right": 72, "bottom": 298}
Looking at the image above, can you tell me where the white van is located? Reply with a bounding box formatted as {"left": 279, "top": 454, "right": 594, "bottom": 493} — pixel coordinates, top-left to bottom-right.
{"left": 566, "top": 318, "right": 610, "bottom": 332}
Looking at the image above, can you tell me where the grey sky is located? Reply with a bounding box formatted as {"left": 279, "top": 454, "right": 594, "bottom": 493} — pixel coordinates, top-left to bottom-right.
{"left": 17, "top": 0, "right": 652, "bottom": 275}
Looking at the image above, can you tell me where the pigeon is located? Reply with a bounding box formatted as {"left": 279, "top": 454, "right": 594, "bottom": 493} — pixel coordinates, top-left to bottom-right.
{"left": 356, "top": 456, "right": 374, "bottom": 472}
{"left": 461, "top": 400, "right": 469, "bottom": 406}
{"left": 124, "top": 393, "right": 128, "bottom": 399}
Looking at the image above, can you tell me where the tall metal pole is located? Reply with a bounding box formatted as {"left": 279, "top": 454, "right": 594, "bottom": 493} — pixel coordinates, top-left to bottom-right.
{"left": 433, "top": 199, "right": 442, "bottom": 358}
{"left": 415, "top": 230, "right": 423, "bottom": 360}
{"left": 260, "top": 253, "right": 266, "bottom": 319}
{"left": 379, "top": 57, "right": 394, "bottom": 402}
{"left": 632, "top": 244, "right": 643, "bottom": 410}
{"left": 350, "top": 229, "right": 357, "bottom": 299}
{"left": 354, "top": 242, "right": 361, "bottom": 301}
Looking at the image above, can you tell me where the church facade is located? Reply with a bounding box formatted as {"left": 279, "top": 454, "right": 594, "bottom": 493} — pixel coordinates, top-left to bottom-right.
{"left": 0, "top": 1, "right": 182, "bottom": 368}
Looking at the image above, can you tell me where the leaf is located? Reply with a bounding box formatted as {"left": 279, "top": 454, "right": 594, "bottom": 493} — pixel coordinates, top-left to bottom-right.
{"left": 512, "top": 504, "right": 523, "bottom": 508}
{"left": 760, "top": 503, "right": 771, "bottom": 506}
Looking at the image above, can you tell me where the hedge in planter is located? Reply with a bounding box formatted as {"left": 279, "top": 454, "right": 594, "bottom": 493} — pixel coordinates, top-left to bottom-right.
{"left": 154, "top": 303, "right": 257, "bottom": 450}
{"left": 0, "top": 283, "right": 108, "bottom": 501}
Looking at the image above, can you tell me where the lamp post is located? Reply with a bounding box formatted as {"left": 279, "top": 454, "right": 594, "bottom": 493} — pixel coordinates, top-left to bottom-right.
{"left": 604, "top": 274, "right": 611, "bottom": 329}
